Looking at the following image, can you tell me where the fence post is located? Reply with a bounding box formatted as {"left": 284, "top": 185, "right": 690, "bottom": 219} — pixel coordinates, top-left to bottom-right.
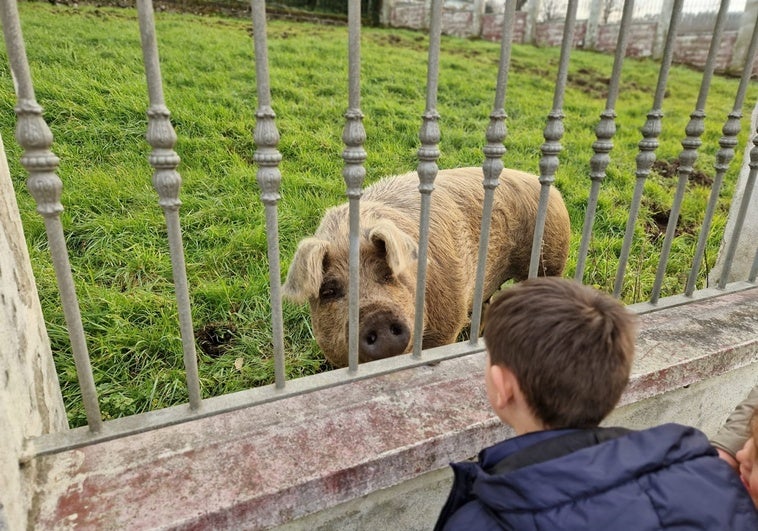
{"left": 525, "top": 0, "right": 541, "bottom": 44}
{"left": 652, "top": 0, "right": 675, "bottom": 59}
{"left": 731, "top": 0, "right": 758, "bottom": 71}
{"left": 0, "top": 132, "right": 68, "bottom": 531}
{"left": 585, "top": 0, "right": 603, "bottom": 50}
{"left": 380, "top": 0, "right": 393, "bottom": 26}
{"left": 709, "top": 100, "right": 758, "bottom": 286}
{"left": 473, "top": 0, "right": 485, "bottom": 38}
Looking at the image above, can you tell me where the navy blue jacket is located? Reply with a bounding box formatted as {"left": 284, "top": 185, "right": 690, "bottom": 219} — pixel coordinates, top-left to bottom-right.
{"left": 435, "top": 423, "right": 758, "bottom": 530}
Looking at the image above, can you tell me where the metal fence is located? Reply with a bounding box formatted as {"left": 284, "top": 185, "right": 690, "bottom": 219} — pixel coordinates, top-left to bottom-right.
{"left": 2, "top": 0, "right": 758, "bottom": 457}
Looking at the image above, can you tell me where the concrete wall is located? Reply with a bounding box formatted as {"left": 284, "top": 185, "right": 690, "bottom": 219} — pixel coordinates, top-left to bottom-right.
{"left": 278, "top": 361, "right": 758, "bottom": 531}
{"left": 24, "top": 286, "right": 758, "bottom": 529}
{"left": 0, "top": 133, "right": 67, "bottom": 531}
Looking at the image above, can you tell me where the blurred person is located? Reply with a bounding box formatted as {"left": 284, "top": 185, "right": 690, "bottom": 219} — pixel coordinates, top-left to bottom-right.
{"left": 735, "top": 408, "right": 758, "bottom": 507}
{"left": 712, "top": 385, "right": 758, "bottom": 470}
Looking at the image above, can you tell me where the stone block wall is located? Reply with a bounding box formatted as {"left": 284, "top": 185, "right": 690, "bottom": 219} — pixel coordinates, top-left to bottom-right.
{"left": 674, "top": 30, "right": 739, "bottom": 73}
{"left": 0, "top": 133, "right": 67, "bottom": 531}
{"left": 595, "top": 22, "right": 657, "bottom": 58}
{"left": 481, "top": 10, "right": 527, "bottom": 43}
{"left": 534, "top": 19, "right": 587, "bottom": 47}
{"left": 383, "top": 0, "right": 757, "bottom": 74}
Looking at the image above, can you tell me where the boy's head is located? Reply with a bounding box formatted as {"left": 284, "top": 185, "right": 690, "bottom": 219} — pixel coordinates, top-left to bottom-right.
{"left": 483, "top": 277, "right": 637, "bottom": 431}
{"left": 736, "top": 409, "right": 758, "bottom": 507}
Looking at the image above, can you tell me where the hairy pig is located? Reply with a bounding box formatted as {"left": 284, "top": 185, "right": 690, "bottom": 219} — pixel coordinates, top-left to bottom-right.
{"left": 282, "top": 167, "right": 571, "bottom": 367}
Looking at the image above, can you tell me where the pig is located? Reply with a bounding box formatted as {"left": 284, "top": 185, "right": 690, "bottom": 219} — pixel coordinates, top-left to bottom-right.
{"left": 282, "top": 167, "right": 570, "bottom": 368}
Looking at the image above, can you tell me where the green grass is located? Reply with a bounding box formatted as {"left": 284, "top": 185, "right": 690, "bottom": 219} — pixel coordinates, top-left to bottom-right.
{"left": 2, "top": 2, "right": 756, "bottom": 426}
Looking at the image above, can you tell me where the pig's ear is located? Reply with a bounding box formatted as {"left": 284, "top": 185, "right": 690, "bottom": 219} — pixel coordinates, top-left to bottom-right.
{"left": 282, "top": 237, "right": 330, "bottom": 304}
{"left": 369, "top": 220, "right": 418, "bottom": 275}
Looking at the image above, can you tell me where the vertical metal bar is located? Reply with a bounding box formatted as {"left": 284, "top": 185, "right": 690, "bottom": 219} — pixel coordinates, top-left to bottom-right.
{"left": 529, "top": 0, "right": 579, "bottom": 278}
{"left": 411, "top": 0, "right": 443, "bottom": 358}
{"left": 136, "top": 0, "right": 202, "bottom": 409}
{"left": 251, "top": 0, "right": 286, "bottom": 387}
{"left": 649, "top": 0, "right": 731, "bottom": 303}
{"left": 469, "top": 0, "right": 516, "bottom": 344}
{"left": 343, "top": 0, "right": 367, "bottom": 371}
{"left": 750, "top": 244, "right": 758, "bottom": 283}
{"left": 685, "top": 11, "right": 758, "bottom": 296}
{"left": 574, "top": 0, "right": 635, "bottom": 282}
{"left": 718, "top": 130, "right": 758, "bottom": 288}
{"left": 0, "top": 0, "right": 103, "bottom": 431}
{"left": 613, "top": 0, "right": 684, "bottom": 298}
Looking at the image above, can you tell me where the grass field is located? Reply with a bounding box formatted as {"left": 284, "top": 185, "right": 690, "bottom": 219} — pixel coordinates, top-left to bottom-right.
{"left": 1, "top": 1, "right": 756, "bottom": 426}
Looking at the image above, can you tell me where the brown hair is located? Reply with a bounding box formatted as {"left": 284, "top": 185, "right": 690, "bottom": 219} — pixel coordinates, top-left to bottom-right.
{"left": 483, "top": 277, "right": 638, "bottom": 429}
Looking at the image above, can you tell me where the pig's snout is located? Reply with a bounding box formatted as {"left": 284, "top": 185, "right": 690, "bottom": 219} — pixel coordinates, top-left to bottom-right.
{"left": 359, "top": 310, "right": 411, "bottom": 361}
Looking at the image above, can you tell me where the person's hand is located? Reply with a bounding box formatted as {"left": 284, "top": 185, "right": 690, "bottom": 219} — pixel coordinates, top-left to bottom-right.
{"left": 736, "top": 437, "right": 758, "bottom": 507}
{"left": 716, "top": 448, "right": 739, "bottom": 471}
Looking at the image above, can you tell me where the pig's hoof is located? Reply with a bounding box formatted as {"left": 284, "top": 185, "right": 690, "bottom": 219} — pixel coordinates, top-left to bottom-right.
{"left": 359, "top": 311, "right": 411, "bottom": 361}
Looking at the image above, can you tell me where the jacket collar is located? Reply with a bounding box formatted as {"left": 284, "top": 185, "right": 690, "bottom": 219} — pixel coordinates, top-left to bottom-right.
{"left": 472, "top": 423, "right": 713, "bottom": 513}
{"left": 477, "top": 428, "right": 582, "bottom": 470}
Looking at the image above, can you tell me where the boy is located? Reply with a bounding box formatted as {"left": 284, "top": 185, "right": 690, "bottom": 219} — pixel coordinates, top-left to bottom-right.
{"left": 435, "top": 277, "right": 758, "bottom": 530}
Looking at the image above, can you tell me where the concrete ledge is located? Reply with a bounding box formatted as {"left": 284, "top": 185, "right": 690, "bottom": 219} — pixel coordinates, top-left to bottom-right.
{"left": 28, "top": 287, "right": 758, "bottom": 530}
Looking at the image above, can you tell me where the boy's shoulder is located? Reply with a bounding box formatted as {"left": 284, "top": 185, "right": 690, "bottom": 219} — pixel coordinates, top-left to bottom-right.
{"left": 437, "top": 424, "right": 758, "bottom": 530}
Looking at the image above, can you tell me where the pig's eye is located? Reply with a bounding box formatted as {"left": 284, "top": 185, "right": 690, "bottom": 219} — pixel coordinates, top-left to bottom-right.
{"left": 318, "top": 281, "right": 343, "bottom": 301}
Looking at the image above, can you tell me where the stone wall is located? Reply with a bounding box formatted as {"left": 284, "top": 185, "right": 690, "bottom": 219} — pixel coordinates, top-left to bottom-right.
{"left": 595, "top": 22, "right": 657, "bottom": 58}
{"left": 384, "top": 0, "right": 758, "bottom": 75}
{"left": 23, "top": 286, "right": 758, "bottom": 529}
{"left": 481, "top": 10, "right": 527, "bottom": 43}
{"left": 0, "top": 133, "right": 67, "bottom": 531}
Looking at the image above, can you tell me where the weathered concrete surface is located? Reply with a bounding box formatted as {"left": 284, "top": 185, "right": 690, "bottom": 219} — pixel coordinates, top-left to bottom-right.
{"left": 26, "top": 286, "right": 758, "bottom": 530}
{"left": 280, "top": 361, "right": 758, "bottom": 531}
{"left": 0, "top": 133, "right": 67, "bottom": 531}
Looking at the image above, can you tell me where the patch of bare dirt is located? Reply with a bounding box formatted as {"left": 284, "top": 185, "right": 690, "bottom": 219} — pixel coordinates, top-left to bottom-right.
{"left": 195, "top": 322, "right": 237, "bottom": 358}
{"left": 652, "top": 159, "right": 713, "bottom": 187}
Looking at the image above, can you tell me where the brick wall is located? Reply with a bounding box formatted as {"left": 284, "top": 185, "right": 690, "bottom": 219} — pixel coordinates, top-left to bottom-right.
{"left": 390, "top": 1, "right": 427, "bottom": 30}
{"left": 481, "top": 11, "right": 527, "bottom": 43}
{"left": 385, "top": 1, "right": 756, "bottom": 74}
{"left": 534, "top": 20, "right": 587, "bottom": 47}
{"left": 442, "top": 7, "right": 476, "bottom": 37}
{"left": 596, "top": 22, "right": 657, "bottom": 58}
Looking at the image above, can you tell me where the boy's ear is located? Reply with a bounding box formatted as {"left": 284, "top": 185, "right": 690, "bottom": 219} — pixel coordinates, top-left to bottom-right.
{"left": 488, "top": 363, "right": 518, "bottom": 411}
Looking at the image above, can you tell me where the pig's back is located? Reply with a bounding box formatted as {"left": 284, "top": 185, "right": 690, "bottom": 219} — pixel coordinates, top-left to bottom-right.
{"left": 362, "top": 168, "right": 486, "bottom": 215}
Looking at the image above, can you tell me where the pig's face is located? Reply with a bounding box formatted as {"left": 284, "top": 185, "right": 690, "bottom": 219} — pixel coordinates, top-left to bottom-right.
{"left": 283, "top": 219, "right": 419, "bottom": 367}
